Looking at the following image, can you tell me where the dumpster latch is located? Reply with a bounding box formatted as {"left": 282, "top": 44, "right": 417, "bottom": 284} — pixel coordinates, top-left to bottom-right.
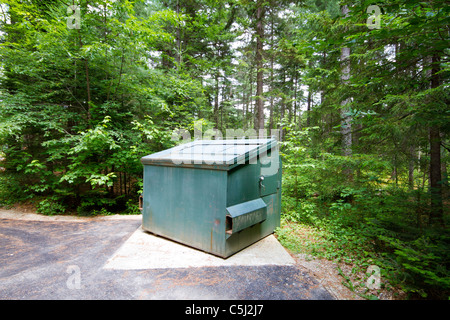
{"left": 259, "top": 176, "right": 265, "bottom": 191}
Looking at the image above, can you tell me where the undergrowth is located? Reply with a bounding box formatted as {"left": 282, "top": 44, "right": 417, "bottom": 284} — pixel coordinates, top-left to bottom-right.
{"left": 276, "top": 125, "right": 449, "bottom": 300}
{"left": 277, "top": 171, "right": 450, "bottom": 300}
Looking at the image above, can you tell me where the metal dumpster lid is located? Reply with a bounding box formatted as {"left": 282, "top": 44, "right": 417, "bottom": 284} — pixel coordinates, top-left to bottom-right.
{"left": 141, "top": 138, "right": 277, "bottom": 170}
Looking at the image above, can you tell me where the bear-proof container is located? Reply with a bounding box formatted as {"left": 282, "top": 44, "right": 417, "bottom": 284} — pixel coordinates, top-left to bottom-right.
{"left": 140, "top": 138, "right": 281, "bottom": 258}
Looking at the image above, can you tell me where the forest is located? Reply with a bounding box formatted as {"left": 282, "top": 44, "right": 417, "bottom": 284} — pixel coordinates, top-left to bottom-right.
{"left": 0, "top": 0, "right": 449, "bottom": 299}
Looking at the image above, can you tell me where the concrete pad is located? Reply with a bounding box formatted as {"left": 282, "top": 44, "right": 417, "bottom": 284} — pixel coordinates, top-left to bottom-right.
{"left": 103, "top": 226, "right": 295, "bottom": 270}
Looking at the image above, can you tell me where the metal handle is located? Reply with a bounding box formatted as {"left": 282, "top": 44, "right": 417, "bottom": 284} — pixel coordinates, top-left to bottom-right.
{"left": 259, "top": 176, "right": 265, "bottom": 190}
{"left": 139, "top": 195, "right": 143, "bottom": 211}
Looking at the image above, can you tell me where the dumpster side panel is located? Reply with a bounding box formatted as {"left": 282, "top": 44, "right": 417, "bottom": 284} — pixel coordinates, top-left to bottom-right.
{"left": 142, "top": 165, "right": 227, "bottom": 257}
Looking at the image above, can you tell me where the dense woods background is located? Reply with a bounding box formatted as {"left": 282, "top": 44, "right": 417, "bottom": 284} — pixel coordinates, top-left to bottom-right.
{"left": 0, "top": 0, "right": 448, "bottom": 299}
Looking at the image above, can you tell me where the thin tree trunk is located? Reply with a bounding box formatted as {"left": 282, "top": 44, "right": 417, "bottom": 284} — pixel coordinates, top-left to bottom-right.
{"left": 220, "top": 84, "right": 225, "bottom": 130}
{"left": 294, "top": 70, "right": 298, "bottom": 126}
{"left": 114, "top": 47, "right": 126, "bottom": 99}
{"left": 249, "top": 65, "right": 254, "bottom": 128}
{"left": 242, "top": 82, "right": 248, "bottom": 130}
{"left": 429, "top": 126, "right": 442, "bottom": 222}
{"left": 103, "top": 2, "right": 109, "bottom": 101}
{"left": 280, "top": 70, "right": 286, "bottom": 141}
{"left": 214, "top": 70, "right": 220, "bottom": 129}
{"left": 269, "top": 9, "right": 274, "bottom": 130}
{"left": 409, "top": 144, "right": 415, "bottom": 190}
{"left": 340, "top": 5, "right": 352, "bottom": 179}
{"left": 255, "top": 0, "right": 265, "bottom": 130}
{"left": 340, "top": 5, "right": 352, "bottom": 157}
{"left": 340, "top": 55, "right": 351, "bottom": 156}
{"left": 84, "top": 60, "right": 91, "bottom": 108}
{"left": 77, "top": 28, "right": 91, "bottom": 126}
{"left": 306, "top": 59, "right": 312, "bottom": 127}
{"left": 123, "top": 172, "right": 127, "bottom": 196}
{"left": 176, "top": 0, "right": 181, "bottom": 72}
{"left": 306, "top": 89, "right": 311, "bottom": 127}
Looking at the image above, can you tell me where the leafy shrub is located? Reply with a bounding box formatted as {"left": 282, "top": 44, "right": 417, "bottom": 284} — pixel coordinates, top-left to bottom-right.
{"left": 36, "top": 197, "right": 66, "bottom": 216}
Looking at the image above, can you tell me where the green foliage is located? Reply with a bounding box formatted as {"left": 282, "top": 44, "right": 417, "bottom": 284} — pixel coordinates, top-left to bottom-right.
{"left": 0, "top": 0, "right": 206, "bottom": 214}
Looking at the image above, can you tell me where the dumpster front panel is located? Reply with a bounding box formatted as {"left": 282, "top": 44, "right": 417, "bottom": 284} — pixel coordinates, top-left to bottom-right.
{"left": 142, "top": 165, "right": 228, "bottom": 257}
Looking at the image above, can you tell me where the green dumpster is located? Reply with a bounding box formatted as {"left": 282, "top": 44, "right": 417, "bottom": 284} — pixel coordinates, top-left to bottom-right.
{"left": 140, "top": 138, "right": 281, "bottom": 258}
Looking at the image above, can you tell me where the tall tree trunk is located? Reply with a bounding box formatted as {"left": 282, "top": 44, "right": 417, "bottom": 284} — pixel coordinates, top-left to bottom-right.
{"left": 306, "top": 59, "right": 313, "bottom": 127}
{"left": 242, "top": 82, "right": 248, "bottom": 130}
{"left": 84, "top": 59, "right": 91, "bottom": 116}
{"left": 176, "top": 0, "right": 181, "bottom": 73}
{"left": 255, "top": 0, "right": 265, "bottom": 130}
{"left": 269, "top": 9, "right": 274, "bottom": 130}
{"left": 294, "top": 69, "right": 298, "bottom": 127}
{"left": 340, "top": 5, "right": 351, "bottom": 158}
{"left": 103, "top": 2, "right": 109, "bottom": 101}
{"left": 340, "top": 5, "right": 352, "bottom": 179}
{"left": 427, "top": 54, "right": 444, "bottom": 226}
{"left": 280, "top": 70, "right": 286, "bottom": 141}
{"left": 249, "top": 65, "right": 254, "bottom": 128}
